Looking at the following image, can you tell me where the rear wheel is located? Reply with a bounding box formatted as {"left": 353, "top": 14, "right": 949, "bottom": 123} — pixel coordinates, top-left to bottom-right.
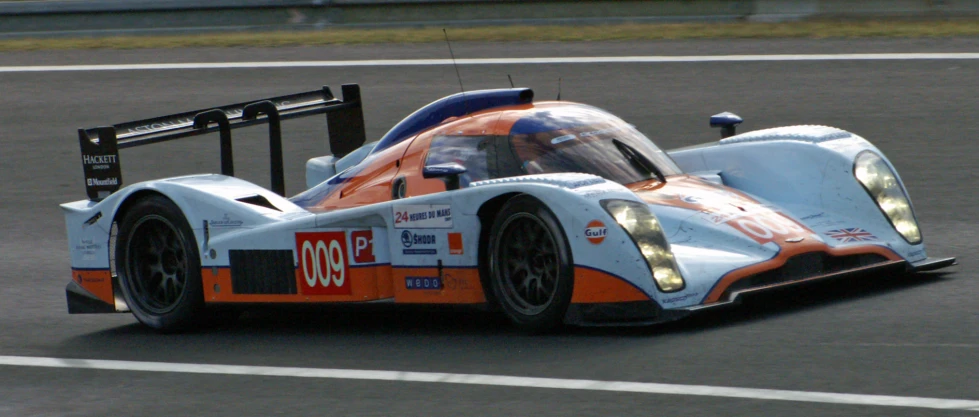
{"left": 116, "top": 195, "right": 204, "bottom": 332}
{"left": 488, "top": 195, "right": 574, "bottom": 332}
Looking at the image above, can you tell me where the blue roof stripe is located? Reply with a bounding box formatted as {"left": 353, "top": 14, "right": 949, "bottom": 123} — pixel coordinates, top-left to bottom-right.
{"left": 371, "top": 88, "right": 533, "bottom": 155}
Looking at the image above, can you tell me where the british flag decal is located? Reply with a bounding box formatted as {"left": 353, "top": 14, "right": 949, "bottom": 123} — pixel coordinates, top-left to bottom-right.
{"left": 824, "top": 228, "right": 877, "bottom": 243}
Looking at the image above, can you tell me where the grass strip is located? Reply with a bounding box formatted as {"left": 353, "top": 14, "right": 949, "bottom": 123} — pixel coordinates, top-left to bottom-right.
{"left": 2, "top": 20, "right": 978, "bottom": 51}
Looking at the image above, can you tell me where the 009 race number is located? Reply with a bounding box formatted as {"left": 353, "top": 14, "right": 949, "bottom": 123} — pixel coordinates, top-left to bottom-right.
{"left": 295, "top": 232, "right": 351, "bottom": 295}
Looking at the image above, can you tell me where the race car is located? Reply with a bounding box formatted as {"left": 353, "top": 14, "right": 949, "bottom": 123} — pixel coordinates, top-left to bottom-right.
{"left": 62, "top": 83, "right": 955, "bottom": 332}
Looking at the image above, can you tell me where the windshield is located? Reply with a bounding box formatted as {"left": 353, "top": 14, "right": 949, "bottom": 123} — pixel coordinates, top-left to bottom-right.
{"left": 425, "top": 135, "right": 493, "bottom": 187}
{"left": 507, "top": 105, "right": 682, "bottom": 185}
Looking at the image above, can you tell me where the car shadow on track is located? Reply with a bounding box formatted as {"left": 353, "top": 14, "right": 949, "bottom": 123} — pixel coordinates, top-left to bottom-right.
{"left": 60, "top": 271, "right": 951, "bottom": 345}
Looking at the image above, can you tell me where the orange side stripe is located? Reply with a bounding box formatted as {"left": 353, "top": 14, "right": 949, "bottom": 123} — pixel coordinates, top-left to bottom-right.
{"left": 202, "top": 265, "right": 485, "bottom": 304}
{"left": 571, "top": 266, "right": 651, "bottom": 303}
{"left": 71, "top": 269, "right": 114, "bottom": 305}
{"left": 203, "top": 266, "right": 383, "bottom": 303}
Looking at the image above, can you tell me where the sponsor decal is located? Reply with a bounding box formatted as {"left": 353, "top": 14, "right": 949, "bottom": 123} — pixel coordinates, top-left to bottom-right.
{"left": 566, "top": 178, "right": 605, "bottom": 189}
{"left": 81, "top": 154, "right": 118, "bottom": 165}
{"left": 824, "top": 228, "right": 877, "bottom": 243}
{"left": 443, "top": 273, "right": 473, "bottom": 290}
{"left": 209, "top": 214, "right": 243, "bottom": 227}
{"left": 799, "top": 212, "right": 826, "bottom": 221}
{"left": 809, "top": 219, "right": 846, "bottom": 228}
{"left": 74, "top": 238, "right": 102, "bottom": 252}
{"left": 81, "top": 154, "right": 118, "bottom": 170}
{"left": 127, "top": 116, "right": 196, "bottom": 134}
{"left": 74, "top": 271, "right": 107, "bottom": 284}
{"left": 681, "top": 195, "right": 705, "bottom": 205}
{"left": 448, "top": 232, "right": 464, "bottom": 255}
{"left": 400, "top": 230, "right": 437, "bottom": 255}
{"left": 550, "top": 134, "right": 577, "bottom": 145}
{"left": 124, "top": 100, "right": 293, "bottom": 135}
{"left": 79, "top": 136, "right": 123, "bottom": 200}
{"left": 694, "top": 202, "right": 809, "bottom": 244}
{"left": 350, "top": 230, "right": 375, "bottom": 264}
{"left": 661, "top": 292, "right": 699, "bottom": 304}
{"left": 405, "top": 276, "right": 442, "bottom": 290}
{"left": 579, "top": 126, "right": 622, "bottom": 138}
{"left": 295, "top": 232, "right": 351, "bottom": 295}
{"left": 647, "top": 182, "right": 814, "bottom": 245}
{"left": 443, "top": 273, "right": 474, "bottom": 290}
{"left": 86, "top": 177, "right": 119, "bottom": 186}
{"left": 584, "top": 220, "right": 607, "bottom": 245}
{"left": 580, "top": 189, "right": 611, "bottom": 198}
{"left": 393, "top": 204, "right": 453, "bottom": 229}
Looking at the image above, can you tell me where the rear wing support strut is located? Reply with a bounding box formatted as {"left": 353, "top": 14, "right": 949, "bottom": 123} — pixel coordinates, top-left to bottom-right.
{"left": 192, "top": 110, "right": 234, "bottom": 177}
{"left": 77, "top": 83, "right": 366, "bottom": 201}
{"left": 242, "top": 101, "right": 284, "bottom": 196}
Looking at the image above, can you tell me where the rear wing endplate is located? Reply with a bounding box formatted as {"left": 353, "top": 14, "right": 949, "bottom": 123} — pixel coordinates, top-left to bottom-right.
{"left": 77, "top": 83, "right": 366, "bottom": 201}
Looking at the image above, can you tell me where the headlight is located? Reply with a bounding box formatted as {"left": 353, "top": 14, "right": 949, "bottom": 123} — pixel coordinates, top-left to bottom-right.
{"left": 601, "top": 199, "right": 685, "bottom": 292}
{"left": 854, "top": 151, "right": 921, "bottom": 244}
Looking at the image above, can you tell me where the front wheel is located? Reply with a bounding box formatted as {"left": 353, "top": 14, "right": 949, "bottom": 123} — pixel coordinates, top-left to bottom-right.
{"left": 115, "top": 195, "right": 204, "bottom": 332}
{"left": 488, "top": 195, "right": 574, "bottom": 332}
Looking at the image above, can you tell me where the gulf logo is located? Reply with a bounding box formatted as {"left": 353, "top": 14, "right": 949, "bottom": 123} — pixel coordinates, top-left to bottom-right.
{"left": 584, "top": 220, "right": 608, "bottom": 245}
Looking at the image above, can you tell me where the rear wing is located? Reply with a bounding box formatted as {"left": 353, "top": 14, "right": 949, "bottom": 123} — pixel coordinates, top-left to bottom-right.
{"left": 77, "top": 83, "right": 366, "bottom": 201}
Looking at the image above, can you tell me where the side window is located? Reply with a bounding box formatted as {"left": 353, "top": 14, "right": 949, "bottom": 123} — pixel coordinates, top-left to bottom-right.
{"left": 425, "top": 136, "right": 492, "bottom": 185}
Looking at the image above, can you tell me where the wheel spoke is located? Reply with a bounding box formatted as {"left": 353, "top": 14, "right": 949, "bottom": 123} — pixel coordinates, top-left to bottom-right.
{"left": 494, "top": 212, "right": 567, "bottom": 318}
{"left": 519, "top": 273, "right": 535, "bottom": 295}
{"left": 539, "top": 241, "right": 554, "bottom": 256}
{"left": 164, "top": 230, "right": 181, "bottom": 253}
{"left": 167, "top": 277, "right": 179, "bottom": 303}
{"left": 529, "top": 279, "right": 542, "bottom": 303}
{"left": 153, "top": 277, "right": 167, "bottom": 300}
{"left": 126, "top": 215, "right": 192, "bottom": 314}
{"left": 172, "top": 275, "right": 185, "bottom": 294}
{"left": 540, "top": 274, "right": 555, "bottom": 295}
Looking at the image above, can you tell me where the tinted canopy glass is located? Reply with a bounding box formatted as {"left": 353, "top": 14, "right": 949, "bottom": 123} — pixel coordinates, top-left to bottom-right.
{"left": 507, "top": 105, "right": 682, "bottom": 185}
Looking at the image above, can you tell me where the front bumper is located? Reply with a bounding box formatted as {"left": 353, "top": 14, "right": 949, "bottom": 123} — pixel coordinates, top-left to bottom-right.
{"left": 564, "top": 255, "right": 956, "bottom": 325}
{"left": 66, "top": 280, "right": 117, "bottom": 314}
{"left": 910, "top": 256, "right": 957, "bottom": 272}
{"left": 685, "top": 255, "right": 956, "bottom": 313}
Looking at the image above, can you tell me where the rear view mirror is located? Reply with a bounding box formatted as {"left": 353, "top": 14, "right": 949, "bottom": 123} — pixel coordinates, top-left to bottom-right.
{"left": 710, "top": 112, "right": 743, "bottom": 139}
{"left": 423, "top": 162, "right": 467, "bottom": 190}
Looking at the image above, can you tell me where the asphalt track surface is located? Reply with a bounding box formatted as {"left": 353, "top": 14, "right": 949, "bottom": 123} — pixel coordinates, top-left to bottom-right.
{"left": 1, "top": 38, "right": 977, "bottom": 416}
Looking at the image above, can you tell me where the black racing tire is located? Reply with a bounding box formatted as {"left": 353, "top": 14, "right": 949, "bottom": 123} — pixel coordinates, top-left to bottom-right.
{"left": 487, "top": 195, "right": 574, "bottom": 332}
{"left": 115, "top": 195, "right": 205, "bottom": 332}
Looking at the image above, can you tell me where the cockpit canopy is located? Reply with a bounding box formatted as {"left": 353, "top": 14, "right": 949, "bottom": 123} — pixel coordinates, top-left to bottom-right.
{"left": 425, "top": 103, "right": 682, "bottom": 186}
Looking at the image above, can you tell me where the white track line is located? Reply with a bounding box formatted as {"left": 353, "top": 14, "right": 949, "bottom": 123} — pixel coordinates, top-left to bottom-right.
{"left": 2, "top": 53, "right": 979, "bottom": 72}
{"left": 1, "top": 355, "right": 977, "bottom": 411}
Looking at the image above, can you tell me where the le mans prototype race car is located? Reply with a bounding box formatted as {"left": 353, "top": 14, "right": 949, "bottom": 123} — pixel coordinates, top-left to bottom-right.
{"left": 63, "top": 83, "right": 955, "bottom": 332}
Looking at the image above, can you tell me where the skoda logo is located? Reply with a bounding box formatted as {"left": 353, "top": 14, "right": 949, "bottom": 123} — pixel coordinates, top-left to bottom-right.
{"left": 401, "top": 230, "right": 412, "bottom": 248}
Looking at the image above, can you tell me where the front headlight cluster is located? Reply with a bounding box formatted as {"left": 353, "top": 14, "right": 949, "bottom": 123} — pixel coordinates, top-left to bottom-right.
{"left": 601, "top": 200, "right": 685, "bottom": 292}
{"left": 853, "top": 151, "right": 921, "bottom": 244}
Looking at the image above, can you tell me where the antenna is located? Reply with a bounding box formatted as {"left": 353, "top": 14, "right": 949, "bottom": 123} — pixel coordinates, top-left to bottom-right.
{"left": 507, "top": 74, "right": 515, "bottom": 88}
{"left": 556, "top": 78, "right": 562, "bottom": 101}
{"left": 443, "top": 29, "right": 465, "bottom": 94}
